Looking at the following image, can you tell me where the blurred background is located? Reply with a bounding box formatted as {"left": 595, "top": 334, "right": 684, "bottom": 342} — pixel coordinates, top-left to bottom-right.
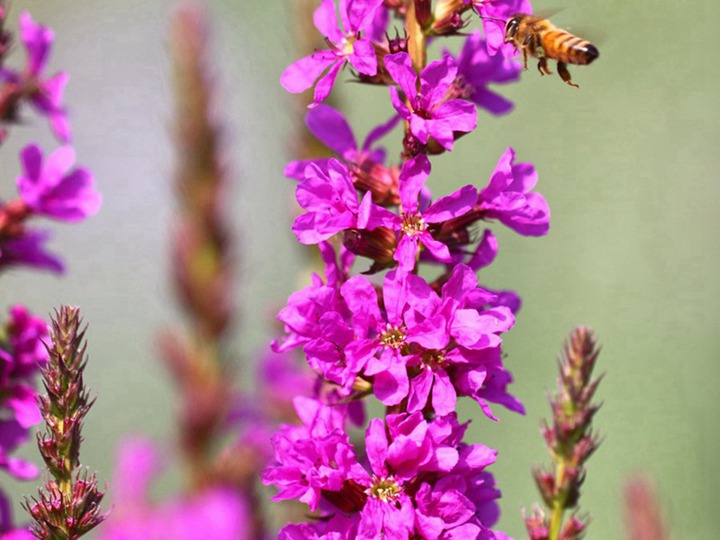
{"left": 2, "top": 0, "right": 719, "bottom": 538}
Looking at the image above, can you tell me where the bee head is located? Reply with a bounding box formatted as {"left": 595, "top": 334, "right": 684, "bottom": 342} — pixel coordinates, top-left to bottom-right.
{"left": 504, "top": 16, "right": 522, "bottom": 41}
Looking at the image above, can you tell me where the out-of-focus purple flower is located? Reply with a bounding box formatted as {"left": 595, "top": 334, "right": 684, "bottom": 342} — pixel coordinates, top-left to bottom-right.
{"left": 444, "top": 30, "right": 521, "bottom": 116}
{"left": 284, "top": 105, "right": 400, "bottom": 199}
{"left": 0, "top": 306, "right": 48, "bottom": 481}
{"left": 385, "top": 52, "right": 477, "bottom": 151}
{"left": 0, "top": 12, "right": 70, "bottom": 142}
{"left": 477, "top": 147, "right": 549, "bottom": 236}
{"left": 99, "top": 438, "right": 250, "bottom": 540}
{"left": 228, "top": 347, "right": 319, "bottom": 464}
{"left": 281, "top": 0, "right": 384, "bottom": 107}
{"left": 0, "top": 492, "right": 33, "bottom": 540}
{"left": 0, "top": 229, "right": 63, "bottom": 274}
{"left": 366, "top": 155, "right": 478, "bottom": 274}
{"left": 464, "top": 0, "right": 533, "bottom": 56}
{"left": 292, "top": 159, "right": 375, "bottom": 244}
{"left": 16, "top": 144, "right": 101, "bottom": 223}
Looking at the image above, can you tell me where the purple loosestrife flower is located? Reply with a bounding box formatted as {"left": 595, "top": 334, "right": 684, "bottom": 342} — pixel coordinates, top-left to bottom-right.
{"left": 0, "top": 12, "right": 70, "bottom": 142}
{"left": 366, "top": 154, "right": 478, "bottom": 274}
{"left": 292, "top": 158, "right": 375, "bottom": 244}
{"left": 16, "top": 144, "right": 101, "bottom": 222}
{"left": 285, "top": 105, "right": 401, "bottom": 204}
{"left": 0, "top": 229, "right": 63, "bottom": 273}
{"left": 281, "top": 0, "right": 384, "bottom": 107}
{"left": 386, "top": 52, "right": 477, "bottom": 151}
{"left": 264, "top": 406, "right": 507, "bottom": 539}
{"left": 444, "top": 30, "right": 521, "bottom": 116}
{"left": 399, "top": 264, "right": 517, "bottom": 418}
{"left": 0, "top": 492, "right": 33, "bottom": 540}
{"left": 285, "top": 104, "right": 386, "bottom": 178}
{"left": 464, "top": 0, "right": 533, "bottom": 56}
{"left": 0, "top": 305, "right": 49, "bottom": 481}
{"left": 477, "top": 146, "right": 549, "bottom": 237}
{"left": 339, "top": 271, "right": 421, "bottom": 405}
{"left": 99, "top": 439, "right": 250, "bottom": 540}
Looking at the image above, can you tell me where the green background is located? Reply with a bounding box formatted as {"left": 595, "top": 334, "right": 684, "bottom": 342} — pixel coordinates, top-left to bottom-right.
{"left": 2, "top": 0, "right": 719, "bottom": 538}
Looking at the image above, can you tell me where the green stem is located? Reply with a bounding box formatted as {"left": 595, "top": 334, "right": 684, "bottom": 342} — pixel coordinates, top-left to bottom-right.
{"left": 548, "top": 459, "right": 568, "bottom": 539}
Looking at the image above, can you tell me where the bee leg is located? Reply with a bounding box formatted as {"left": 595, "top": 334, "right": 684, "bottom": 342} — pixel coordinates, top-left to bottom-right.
{"left": 522, "top": 48, "right": 528, "bottom": 70}
{"left": 537, "top": 57, "right": 552, "bottom": 76}
{"left": 557, "top": 62, "right": 579, "bottom": 88}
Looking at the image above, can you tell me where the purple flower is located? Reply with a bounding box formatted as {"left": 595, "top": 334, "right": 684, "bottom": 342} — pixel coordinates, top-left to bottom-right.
{"left": 279, "top": 514, "right": 359, "bottom": 539}
{"left": 292, "top": 159, "right": 374, "bottom": 244}
{"left": 266, "top": 411, "right": 504, "bottom": 539}
{"left": 366, "top": 155, "right": 478, "bottom": 274}
{"left": 0, "top": 420, "right": 37, "bottom": 480}
{"left": 478, "top": 147, "right": 549, "bottom": 237}
{"left": 16, "top": 144, "right": 101, "bottom": 222}
{"left": 414, "top": 476, "right": 481, "bottom": 539}
{"left": 0, "top": 229, "right": 63, "bottom": 274}
{"left": 0, "top": 306, "right": 49, "bottom": 481}
{"left": 280, "top": 0, "right": 384, "bottom": 107}
{"left": 401, "top": 264, "right": 516, "bottom": 417}
{"left": 0, "top": 492, "right": 33, "bottom": 539}
{"left": 444, "top": 30, "right": 521, "bottom": 116}
{"left": 261, "top": 400, "right": 365, "bottom": 512}
{"left": 284, "top": 105, "right": 399, "bottom": 197}
{"left": 385, "top": 52, "right": 477, "bottom": 151}
{"left": 99, "top": 439, "right": 250, "bottom": 540}
{"left": 465, "top": 0, "right": 533, "bottom": 56}
{"left": 0, "top": 13, "right": 70, "bottom": 142}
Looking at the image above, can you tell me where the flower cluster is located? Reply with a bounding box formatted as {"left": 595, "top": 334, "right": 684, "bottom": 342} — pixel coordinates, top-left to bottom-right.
{"left": 263, "top": 0, "right": 550, "bottom": 537}
{"left": 0, "top": 8, "right": 100, "bottom": 274}
{"left": 0, "top": 305, "right": 49, "bottom": 540}
{"left": 0, "top": 4, "right": 101, "bottom": 537}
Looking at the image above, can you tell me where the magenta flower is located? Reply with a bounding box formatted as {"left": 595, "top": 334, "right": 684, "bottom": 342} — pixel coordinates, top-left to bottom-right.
{"left": 464, "top": 0, "right": 533, "bottom": 56}
{"left": 16, "top": 144, "right": 101, "bottom": 223}
{"left": 478, "top": 147, "right": 549, "bottom": 237}
{"left": 366, "top": 154, "right": 478, "bottom": 274}
{"left": 261, "top": 399, "right": 364, "bottom": 512}
{"left": 444, "top": 30, "right": 521, "bottom": 116}
{"left": 292, "top": 159, "right": 375, "bottom": 244}
{"left": 279, "top": 514, "right": 359, "bottom": 539}
{"left": 265, "top": 410, "right": 505, "bottom": 539}
{"left": 0, "top": 230, "right": 63, "bottom": 274}
{"left": 0, "top": 492, "right": 33, "bottom": 540}
{"left": 99, "top": 439, "right": 250, "bottom": 540}
{"left": 0, "top": 306, "right": 49, "bottom": 481}
{"left": 400, "top": 264, "right": 516, "bottom": 417}
{"left": 280, "top": 0, "right": 384, "bottom": 107}
{"left": 339, "top": 272, "right": 419, "bottom": 405}
{"left": 285, "top": 104, "right": 399, "bottom": 183}
{"left": 385, "top": 52, "right": 477, "bottom": 151}
{"left": 0, "top": 12, "right": 70, "bottom": 142}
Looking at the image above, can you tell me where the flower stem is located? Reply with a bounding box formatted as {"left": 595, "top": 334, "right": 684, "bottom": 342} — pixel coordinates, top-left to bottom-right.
{"left": 406, "top": 0, "right": 427, "bottom": 73}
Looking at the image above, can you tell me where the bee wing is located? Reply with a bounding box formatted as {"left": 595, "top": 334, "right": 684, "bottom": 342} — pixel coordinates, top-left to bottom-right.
{"left": 532, "top": 8, "right": 564, "bottom": 19}
{"left": 560, "top": 25, "right": 606, "bottom": 45}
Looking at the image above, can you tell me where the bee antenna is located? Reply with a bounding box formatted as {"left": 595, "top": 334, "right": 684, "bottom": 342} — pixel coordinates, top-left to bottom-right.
{"left": 479, "top": 15, "right": 507, "bottom": 24}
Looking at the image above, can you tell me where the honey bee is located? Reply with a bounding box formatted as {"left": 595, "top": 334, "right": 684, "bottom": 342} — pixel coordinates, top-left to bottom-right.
{"left": 504, "top": 14, "right": 599, "bottom": 87}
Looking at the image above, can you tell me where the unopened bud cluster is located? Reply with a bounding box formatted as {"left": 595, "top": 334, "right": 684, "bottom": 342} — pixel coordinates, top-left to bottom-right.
{"left": 526, "top": 326, "right": 603, "bottom": 540}
{"left": 24, "top": 307, "right": 105, "bottom": 540}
